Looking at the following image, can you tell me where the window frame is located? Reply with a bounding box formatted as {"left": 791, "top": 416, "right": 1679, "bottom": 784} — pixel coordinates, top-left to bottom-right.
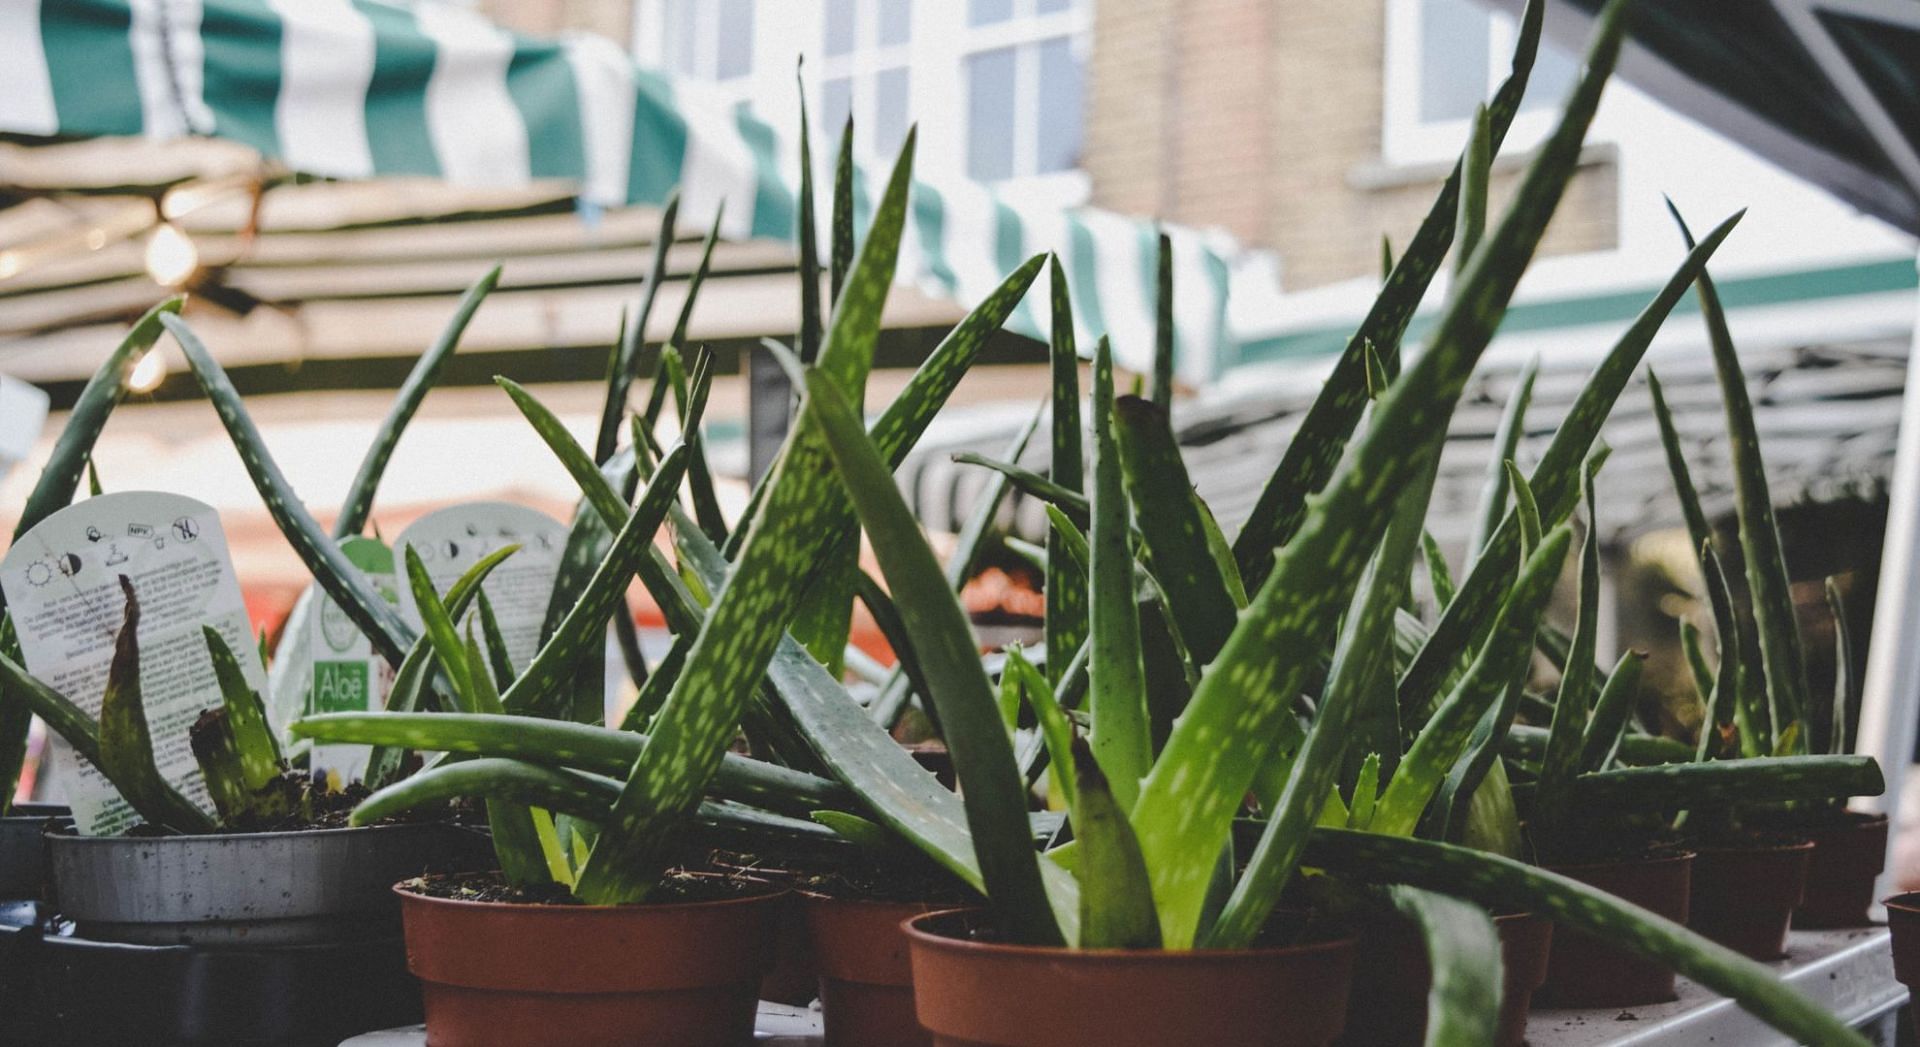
{"left": 960, "top": 0, "right": 1091, "bottom": 198}
{"left": 1380, "top": 0, "right": 1565, "bottom": 167}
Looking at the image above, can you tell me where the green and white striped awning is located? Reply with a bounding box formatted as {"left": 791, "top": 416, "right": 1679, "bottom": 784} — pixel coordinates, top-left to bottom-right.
{"left": 0, "top": 0, "right": 1235, "bottom": 380}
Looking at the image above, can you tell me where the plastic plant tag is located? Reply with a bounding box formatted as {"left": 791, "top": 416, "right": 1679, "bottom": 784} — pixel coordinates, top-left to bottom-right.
{"left": 306, "top": 537, "right": 398, "bottom": 788}
{"left": 394, "top": 502, "right": 568, "bottom": 671}
{"left": 0, "top": 492, "right": 259, "bottom": 834}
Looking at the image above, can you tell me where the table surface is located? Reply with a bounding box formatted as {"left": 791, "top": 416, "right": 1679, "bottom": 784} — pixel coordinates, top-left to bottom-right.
{"left": 342, "top": 928, "right": 1905, "bottom": 1047}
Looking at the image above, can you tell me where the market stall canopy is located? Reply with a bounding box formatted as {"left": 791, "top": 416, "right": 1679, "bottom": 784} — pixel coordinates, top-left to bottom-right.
{"left": 0, "top": 0, "right": 1236, "bottom": 382}
{"left": 1484, "top": 0, "right": 1920, "bottom": 233}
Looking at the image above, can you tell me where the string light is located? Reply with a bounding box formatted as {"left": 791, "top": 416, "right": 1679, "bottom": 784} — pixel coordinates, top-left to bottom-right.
{"left": 127, "top": 348, "right": 167, "bottom": 393}
{"left": 144, "top": 223, "right": 199, "bottom": 287}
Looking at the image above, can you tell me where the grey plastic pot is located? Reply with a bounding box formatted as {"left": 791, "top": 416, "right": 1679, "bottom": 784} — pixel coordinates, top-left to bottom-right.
{"left": 0, "top": 803, "right": 69, "bottom": 899}
{"left": 47, "top": 822, "right": 492, "bottom": 946}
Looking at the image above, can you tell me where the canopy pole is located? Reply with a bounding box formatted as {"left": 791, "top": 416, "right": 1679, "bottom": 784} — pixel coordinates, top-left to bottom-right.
{"left": 1854, "top": 254, "right": 1920, "bottom": 901}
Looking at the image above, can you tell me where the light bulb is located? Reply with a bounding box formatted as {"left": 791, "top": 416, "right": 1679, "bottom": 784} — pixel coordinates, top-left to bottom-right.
{"left": 128, "top": 348, "right": 166, "bottom": 393}
{"left": 144, "top": 223, "right": 199, "bottom": 287}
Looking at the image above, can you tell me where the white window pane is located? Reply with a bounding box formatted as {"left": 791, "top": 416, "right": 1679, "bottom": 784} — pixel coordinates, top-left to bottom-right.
{"left": 878, "top": 0, "right": 912, "bottom": 47}
{"left": 825, "top": 0, "right": 856, "bottom": 56}
{"left": 665, "top": 0, "right": 699, "bottom": 76}
{"left": 969, "top": 0, "right": 1013, "bottom": 27}
{"left": 966, "top": 47, "right": 1017, "bottom": 180}
{"left": 1419, "top": 0, "right": 1490, "bottom": 123}
{"left": 1518, "top": 38, "right": 1580, "bottom": 112}
{"left": 874, "top": 67, "right": 910, "bottom": 158}
{"left": 1036, "top": 0, "right": 1072, "bottom": 14}
{"left": 715, "top": 0, "right": 754, "bottom": 80}
{"left": 1035, "top": 37, "right": 1082, "bottom": 174}
{"left": 823, "top": 76, "right": 853, "bottom": 141}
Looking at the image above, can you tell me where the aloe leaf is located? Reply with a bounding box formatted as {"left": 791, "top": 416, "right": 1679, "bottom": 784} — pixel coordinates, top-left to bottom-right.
{"left": 1541, "top": 754, "right": 1882, "bottom": 811}
{"left": 1373, "top": 527, "right": 1572, "bottom": 838}
{"left": 1114, "top": 395, "right": 1239, "bottom": 666}
{"left": 294, "top": 711, "right": 849, "bottom": 814}
{"left": 1073, "top": 738, "right": 1160, "bottom": 948}
{"left": 1505, "top": 724, "right": 1692, "bottom": 766}
{"left": 1456, "top": 105, "right": 1491, "bottom": 275}
{"left": 1679, "top": 617, "right": 1714, "bottom": 723}
{"left": 1535, "top": 467, "right": 1604, "bottom": 824}
{"left": 10, "top": 298, "right": 182, "bottom": 553}
{"left": 1306, "top": 829, "right": 1872, "bottom": 1047}
{"left": 0, "top": 626, "right": 105, "bottom": 769}
{"left": 97, "top": 578, "right": 216, "bottom": 833}
{"left": 364, "top": 546, "right": 520, "bottom": 785}
{"left": 667, "top": 206, "right": 724, "bottom": 354}
{"left": 1046, "top": 257, "right": 1089, "bottom": 686}
{"left": 572, "top": 134, "right": 923, "bottom": 906}
{"left": 1348, "top": 753, "right": 1381, "bottom": 829}
{"left": 599, "top": 194, "right": 680, "bottom": 461}
{"left": 1469, "top": 357, "right": 1540, "bottom": 557}
{"left": 806, "top": 366, "right": 1062, "bottom": 944}
{"left": 1579, "top": 650, "right": 1645, "bottom": 770}
{"left": 337, "top": 267, "right": 499, "bottom": 538}
{"left": 1209, "top": 410, "right": 1442, "bottom": 947}
{"left": 1148, "top": 0, "right": 1632, "bottom": 948}
{"left": 796, "top": 80, "right": 823, "bottom": 364}
{"left": 1229, "top": 0, "right": 1545, "bottom": 589}
{"left": 1702, "top": 543, "right": 1763, "bottom": 757}
{"left": 641, "top": 344, "right": 682, "bottom": 437}
{"left": 1827, "top": 577, "right": 1857, "bottom": 756}
{"left": 951, "top": 405, "right": 1044, "bottom": 590}
{"left": 475, "top": 591, "right": 517, "bottom": 689}
{"left": 1672, "top": 207, "right": 1812, "bottom": 747}
{"left": 1007, "top": 646, "right": 1077, "bottom": 812}
{"left": 1421, "top": 531, "right": 1455, "bottom": 608}
{"left": 954, "top": 452, "right": 1089, "bottom": 523}
{"left": 499, "top": 450, "right": 687, "bottom": 719}
{"left": 830, "top": 115, "right": 854, "bottom": 302}
{"left": 1398, "top": 211, "right": 1744, "bottom": 719}
{"left": 202, "top": 627, "right": 283, "bottom": 789}
{"left": 1088, "top": 344, "right": 1153, "bottom": 805}
{"left": 166, "top": 315, "right": 416, "bottom": 665}
{"left": 1387, "top": 885, "right": 1503, "bottom": 1047}
{"left": 1151, "top": 232, "right": 1175, "bottom": 408}
{"left": 1504, "top": 462, "right": 1541, "bottom": 554}
{"left": 353, "top": 757, "right": 618, "bottom": 826}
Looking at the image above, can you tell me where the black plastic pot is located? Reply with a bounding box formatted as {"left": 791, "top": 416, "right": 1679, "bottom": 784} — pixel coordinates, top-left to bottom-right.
{"left": 0, "top": 803, "right": 69, "bottom": 898}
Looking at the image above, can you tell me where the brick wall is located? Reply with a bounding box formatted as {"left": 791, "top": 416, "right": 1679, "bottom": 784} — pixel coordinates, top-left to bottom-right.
{"left": 484, "top": 0, "right": 631, "bottom": 44}
{"left": 1088, "top": 0, "right": 1620, "bottom": 289}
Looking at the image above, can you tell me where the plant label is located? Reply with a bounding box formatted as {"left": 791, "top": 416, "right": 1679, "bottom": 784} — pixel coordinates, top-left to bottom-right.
{"left": 0, "top": 492, "right": 260, "bottom": 834}
{"left": 265, "top": 537, "right": 398, "bottom": 789}
{"left": 395, "top": 502, "right": 570, "bottom": 674}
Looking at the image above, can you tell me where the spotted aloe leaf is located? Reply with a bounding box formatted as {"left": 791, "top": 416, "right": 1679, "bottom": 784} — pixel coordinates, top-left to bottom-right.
{"left": 1827, "top": 577, "right": 1857, "bottom": 756}
{"left": 806, "top": 366, "right": 1063, "bottom": 945}
{"left": 1230, "top": 0, "right": 1545, "bottom": 589}
{"left": 336, "top": 266, "right": 499, "bottom": 539}
{"left": 598, "top": 193, "right": 680, "bottom": 462}
{"left": 797, "top": 81, "right": 824, "bottom": 364}
{"left": 1538, "top": 754, "right": 1882, "bottom": 811}
{"left": 1306, "top": 829, "right": 1872, "bottom": 1047}
{"left": 1579, "top": 650, "right": 1646, "bottom": 770}
{"left": 570, "top": 133, "right": 921, "bottom": 906}
{"left": 1151, "top": 231, "right": 1175, "bottom": 408}
{"left": 1047, "top": 257, "right": 1089, "bottom": 688}
{"left": 1139, "top": 0, "right": 1634, "bottom": 950}
{"left": 1372, "top": 527, "right": 1572, "bottom": 838}
{"left": 1670, "top": 203, "right": 1813, "bottom": 750}
{"left": 1535, "top": 466, "right": 1605, "bottom": 826}
{"left": 1469, "top": 356, "right": 1540, "bottom": 559}
{"left": 1088, "top": 341, "right": 1151, "bottom": 807}
{"left": 0, "top": 621, "right": 104, "bottom": 771}
{"left": 1073, "top": 738, "right": 1159, "bottom": 949}
{"left": 1398, "top": 211, "right": 1745, "bottom": 720}
{"left": 1387, "top": 885, "right": 1503, "bottom": 1047}
{"left": 166, "top": 315, "right": 417, "bottom": 666}
{"left": 97, "top": 578, "right": 216, "bottom": 834}
{"left": 1114, "top": 395, "right": 1239, "bottom": 668}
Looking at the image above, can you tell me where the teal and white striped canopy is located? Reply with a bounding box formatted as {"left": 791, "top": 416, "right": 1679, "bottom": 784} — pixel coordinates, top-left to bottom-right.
{"left": 0, "top": 0, "right": 1236, "bottom": 378}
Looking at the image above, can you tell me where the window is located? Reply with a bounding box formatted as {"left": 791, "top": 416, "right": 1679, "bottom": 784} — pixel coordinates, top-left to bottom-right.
{"left": 816, "top": 0, "right": 916, "bottom": 162}
{"left": 660, "top": 0, "right": 757, "bottom": 84}
{"left": 962, "top": 0, "right": 1086, "bottom": 182}
{"left": 1383, "top": 0, "right": 1582, "bottom": 163}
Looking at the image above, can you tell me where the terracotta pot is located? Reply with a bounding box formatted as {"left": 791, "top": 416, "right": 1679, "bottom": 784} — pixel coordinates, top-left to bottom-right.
{"left": 802, "top": 894, "right": 938, "bottom": 1047}
{"left": 1883, "top": 892, "right": 1920, "bottom": 989}
{"left": 1337, "top": 911, "right": 1552, "bottom": 1047}
{"left": 905, "top": 909, "right": 1357, "bottom": 1047}
{"left": 1797, "top": 812, "right": 1889, "bottom": 928}
{"left": 1539, "top": 852, "right": 1693, "bottom": 1007}
{"left": 1688, "top": 840, "right": 1813, "bottom": 960}
{"left": 397, "top": 882, "right": 783, "bottom": 1047}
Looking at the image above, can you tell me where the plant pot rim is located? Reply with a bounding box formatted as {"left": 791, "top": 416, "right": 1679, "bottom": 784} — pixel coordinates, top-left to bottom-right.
{"left": 903, "top": 907, "right": 1356, "bottom": 962}
{"left": 393, "top": 877, "right": 787, "bottom": 916}
{"left": 1548, "top": 849, "right": 1696, "bottom": 875}
{"left": 796, "top": 888, "right": 956, "bottom": 909}
{"left": 44, "top": 820, "right": 465, "bottom": 846}
{"left": 1695, "top": 838, "right": 1815, "bottom": 857}
{"left": 1882, "top": 891, "right": 1920, "bottom": 914}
